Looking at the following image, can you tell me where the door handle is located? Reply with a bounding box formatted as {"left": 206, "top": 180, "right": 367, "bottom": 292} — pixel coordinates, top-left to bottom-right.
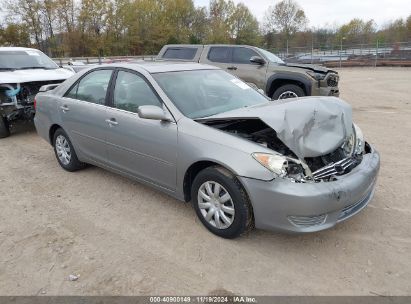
{"left": 60, "top": 105, "right": 70, "bottom": 112}
{"left": 105, "top": 118, "right": 118, "bottom": 126}
{"left": 227, "top": 66, "right": 238, "bottom": 71}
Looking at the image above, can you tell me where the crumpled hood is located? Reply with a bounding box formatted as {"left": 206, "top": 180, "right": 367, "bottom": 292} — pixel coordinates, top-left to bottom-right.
{"left": 0, "top": 68, "right": 74, "bottom": 84}
{"left": 285, "top": 63, "right": 337, "bottom": 74}
{"left": 200, "top": 97, "right": 352, "bottom": 159}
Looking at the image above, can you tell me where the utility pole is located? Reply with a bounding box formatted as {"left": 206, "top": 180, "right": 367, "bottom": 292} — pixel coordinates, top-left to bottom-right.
{"left": 311, "top": 31, "right": 314, "bottom": 64}
{"left": 286, "top": 39, "right": 289, "bottom": 58}
{"left": 339, "top": 37, "right": 346, "bottom": 68}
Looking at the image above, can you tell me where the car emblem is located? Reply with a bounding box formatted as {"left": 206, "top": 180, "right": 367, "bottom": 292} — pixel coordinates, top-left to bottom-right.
{"left": 334, "top": 164, "right": 345, "bottom": 174}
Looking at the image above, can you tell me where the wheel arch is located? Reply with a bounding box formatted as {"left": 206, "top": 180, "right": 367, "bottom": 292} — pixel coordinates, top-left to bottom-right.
{"left": 49, "top": 123, "right": 63, "bottom": 144}
{"left": 183, "top": 160, "right": 244, "bottom": 202}
{"left": 266, "top": 73, "right": 312, "bottom": 98}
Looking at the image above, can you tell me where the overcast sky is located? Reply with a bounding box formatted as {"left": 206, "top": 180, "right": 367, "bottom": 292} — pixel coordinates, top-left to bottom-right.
{"left": 194, "top": 0, "right": 411, "bottom": 28}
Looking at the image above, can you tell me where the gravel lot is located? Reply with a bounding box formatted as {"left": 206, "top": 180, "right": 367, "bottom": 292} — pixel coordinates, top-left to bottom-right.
{"left": 0, "top": 67, "right": 410, "bottom": 296}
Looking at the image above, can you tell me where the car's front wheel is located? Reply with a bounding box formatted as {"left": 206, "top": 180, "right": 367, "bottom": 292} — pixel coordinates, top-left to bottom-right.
{"left": 272, "top": 84, "right": 305, "bottom": 100}
{"left": 191, "top": 166, "right": 254, "bottom": 238}
{"left": 53, "top": 128, "right": 85, "bottom": 172}
{"left": 0, "top": 116, "right": 10, "bottom": 138}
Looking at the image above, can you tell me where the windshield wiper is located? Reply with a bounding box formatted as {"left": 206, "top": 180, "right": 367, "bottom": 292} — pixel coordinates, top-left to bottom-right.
{"left": 18, "top": 67, "right": 56, "bottom": 70}
{"left": 0, "top": 67, "right": 16, "bottom": 71}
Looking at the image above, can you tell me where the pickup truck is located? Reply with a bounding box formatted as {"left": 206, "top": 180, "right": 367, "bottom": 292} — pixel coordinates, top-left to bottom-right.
{"left": 157, "top": 44, "right": 340, "bottom": 100}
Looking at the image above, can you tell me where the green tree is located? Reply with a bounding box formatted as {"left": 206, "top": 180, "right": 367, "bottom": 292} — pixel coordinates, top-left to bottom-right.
{"left": 207, "top": 0, "right": 235, "bottom": 43}
{"left": 229, "top": 3, "right": 260, "bottom": 45}
{"left": 337, "top": 18, "right": 376, "bottom": 45}
{"left": 77, "top": 0, "right": 109, "bottom": 55}
{"left": 0, "top": 23, "right": 31, "bottom": 46}
{"left": 6, "top": 0, "right": 44, "bottom": 48}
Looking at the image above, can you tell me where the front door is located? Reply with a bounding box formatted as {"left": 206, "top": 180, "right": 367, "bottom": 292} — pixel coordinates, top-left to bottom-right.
{"left": 105, "top": 69, "right": 178, "bottom": 191}
{"left": 230, "top": 46, "right": 267, "bottom": 89}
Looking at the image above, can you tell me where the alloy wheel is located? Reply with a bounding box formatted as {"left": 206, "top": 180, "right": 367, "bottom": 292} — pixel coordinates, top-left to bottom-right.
{"left": 278, "top": 90, "right": 298, "bottom": 99}
{"left": 55, "top": 135, "right": 72, "bottom": 165}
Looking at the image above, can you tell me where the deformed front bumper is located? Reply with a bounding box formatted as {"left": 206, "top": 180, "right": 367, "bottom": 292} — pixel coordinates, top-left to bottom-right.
{"left": 239, "top": 146, "right": 380, "bottom": 233}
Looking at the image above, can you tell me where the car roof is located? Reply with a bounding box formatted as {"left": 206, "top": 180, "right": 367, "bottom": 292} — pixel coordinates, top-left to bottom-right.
{"left": 163, "top": 44, "right": 254, "bottom": 47}
{"left": 0, "top": 47, "right": 43, "bottom": 52}
{"left": 100, "top": 62, "right": 220, "bottom": 74}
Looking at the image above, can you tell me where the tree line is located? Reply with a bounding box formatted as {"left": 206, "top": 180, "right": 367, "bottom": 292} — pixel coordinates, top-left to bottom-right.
{"left": 0, "top": 0, "right": 410, "bottom": 58}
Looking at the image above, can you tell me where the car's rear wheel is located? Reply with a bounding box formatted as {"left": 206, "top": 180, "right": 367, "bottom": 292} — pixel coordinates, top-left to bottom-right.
{"left": 272, "top": 84, "right": 305, "bottom": 100}
{"left": 0, "top": 116, "right": 10, "bottom": 138}
{"left": 191, "top": 166, "right": 254, "bottom": 239}
{"left": 53, "top": 128, "right": 85, "bottom": 172}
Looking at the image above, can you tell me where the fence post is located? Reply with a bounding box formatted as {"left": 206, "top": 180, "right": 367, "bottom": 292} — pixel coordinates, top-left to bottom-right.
{"left": 286, "top": 39, "right": 289, "bottom": 58}
{"left": 374, "top": 39, "right": 379, "bottom": 67}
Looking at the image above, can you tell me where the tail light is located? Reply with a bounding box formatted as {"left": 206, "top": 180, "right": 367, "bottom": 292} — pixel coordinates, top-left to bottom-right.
{"left": 33, "top": 98, "right": 36, "bottom": 110}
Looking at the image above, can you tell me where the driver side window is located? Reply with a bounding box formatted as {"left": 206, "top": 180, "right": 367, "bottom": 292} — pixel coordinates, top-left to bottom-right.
{"left": 232, "top": 47, "right": 259, "bottom": 64}
{"left": 66, "top": 69, "right": 112, "bottom": 105}
{"left": 113, "top": 71, "right": 161, "bottom": 113}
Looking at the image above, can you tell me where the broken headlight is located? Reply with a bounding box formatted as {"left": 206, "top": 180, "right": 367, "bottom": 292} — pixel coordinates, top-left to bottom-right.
{"left": 306, "top": 71, "right": 326, "bottom": 81}
{"left": 353, "top": 124, "right": 365, "bottom": 154}
{"left": 252, "top": 153, "right": 310, "bottom": 182}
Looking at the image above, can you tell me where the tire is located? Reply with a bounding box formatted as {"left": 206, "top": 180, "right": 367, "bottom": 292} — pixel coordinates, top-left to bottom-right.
{"left": 272, "top": 84, "right": 305, "bottom": 100}
{"left": 53, "top": 128, "right": 85, "bottom": 172}
{"left": 0, "top": 116, "right": 10, "bottom": 138}
{"left": 191, "top": 166, "right": 254, "bottom": 239}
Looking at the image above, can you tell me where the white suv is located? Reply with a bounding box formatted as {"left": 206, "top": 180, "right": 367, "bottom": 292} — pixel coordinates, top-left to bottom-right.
{"left": 0, "top": 47, "right": 75, "bottom": 138}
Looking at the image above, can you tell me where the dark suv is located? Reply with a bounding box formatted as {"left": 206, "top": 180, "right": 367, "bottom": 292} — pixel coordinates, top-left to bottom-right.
{"left": 157, "top": 44, "right": 340, "bottom": 99}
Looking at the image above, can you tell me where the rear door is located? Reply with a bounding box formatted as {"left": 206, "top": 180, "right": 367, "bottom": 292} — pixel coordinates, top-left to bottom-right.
{"left": 60, "top": 68, "right": 113, "bottom": 164}
{"left": 203, "top": 46, "right": 234, "bottom": 72}
{"left": 104, "top": 69, "right": 178, "bottom": 190}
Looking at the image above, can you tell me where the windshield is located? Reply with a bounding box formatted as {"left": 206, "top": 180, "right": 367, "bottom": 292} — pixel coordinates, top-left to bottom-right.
{"left": 153, "top": 70, "right": 269, "bottom": 119}
{"left": 257, "top": 48, "right": 285, "bottom": 64}
{"left": 0, "top": 50, "right": 59, "bottom": 70}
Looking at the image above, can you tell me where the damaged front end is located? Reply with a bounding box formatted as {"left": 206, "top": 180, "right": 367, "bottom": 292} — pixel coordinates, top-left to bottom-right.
{"left": 197, "top": 98, "right": 368, "bottom": 183}
{"left": 200, "top": 118, "right": 367, "bottom": 183}
{"left": 0, "top": 81, "right": 62, "bottom": 120}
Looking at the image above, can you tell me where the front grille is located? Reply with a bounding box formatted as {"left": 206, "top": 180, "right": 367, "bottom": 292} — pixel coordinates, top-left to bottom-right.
{"left": 288, "top": 214, "right": 327, "bottom": 227}
{"left": 327, "top": 74, "right": 339, "bottom": 87}
{"left": 338, "top": 188, "right": 373, "bottom": 221}
{"left": 312, "top": 157, "right": 359, "bottom": 181}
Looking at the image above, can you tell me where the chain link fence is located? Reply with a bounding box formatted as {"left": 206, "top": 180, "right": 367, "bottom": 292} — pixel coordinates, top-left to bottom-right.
{"left": 52, "top": 41, "right": 411, "bottom": 68}
{"left": 271, "top": 41, "right": 411, "bottom": 67}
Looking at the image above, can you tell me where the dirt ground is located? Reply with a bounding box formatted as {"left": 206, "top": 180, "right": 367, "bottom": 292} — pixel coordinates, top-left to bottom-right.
{"left": 0, "top": 67, "right": 410, "bottom": 296}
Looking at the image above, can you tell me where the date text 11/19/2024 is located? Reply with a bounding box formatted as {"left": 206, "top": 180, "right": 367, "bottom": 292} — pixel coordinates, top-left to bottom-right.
{"left": 149, "top": 296, "right": 257, "bottom": 303}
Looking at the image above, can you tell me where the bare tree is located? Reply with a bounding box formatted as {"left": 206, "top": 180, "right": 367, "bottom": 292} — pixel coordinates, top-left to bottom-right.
{"left": 264, "top": 0, "right": 308, "bottom": 53}
{"left": 6, "top": 0, "right": 44, "bottom": 49}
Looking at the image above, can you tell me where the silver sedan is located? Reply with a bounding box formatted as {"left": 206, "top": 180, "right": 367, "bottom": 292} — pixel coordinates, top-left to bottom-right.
{"left": 34, "top": 63, "right": 380, "bottom": 238}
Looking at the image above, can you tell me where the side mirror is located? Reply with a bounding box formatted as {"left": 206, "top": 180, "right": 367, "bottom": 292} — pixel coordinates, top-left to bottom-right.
{"left": 39, "top": 83, "right": 60, "bottom": 92}
{"left": 137, "top": 105, "right": 172, "bottom": 122}
{"left": 250, "top": 56, "right": 265, "bottom": 65}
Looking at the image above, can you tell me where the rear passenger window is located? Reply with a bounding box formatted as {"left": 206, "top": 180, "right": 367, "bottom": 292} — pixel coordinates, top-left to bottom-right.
{"left": 113, "top": 71, "right": 161, "bottom": 113}
{"left": 163, "top": 48, "right": 197, "bottom": 60}
{"left": 66, "top": 69, "right": 112, "bottom": 105}
{"left": 232, "top": 47, "right": 259, "bottom": 64}
{"left": 208, "top": 47, "right": 232, "bottom": 63}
